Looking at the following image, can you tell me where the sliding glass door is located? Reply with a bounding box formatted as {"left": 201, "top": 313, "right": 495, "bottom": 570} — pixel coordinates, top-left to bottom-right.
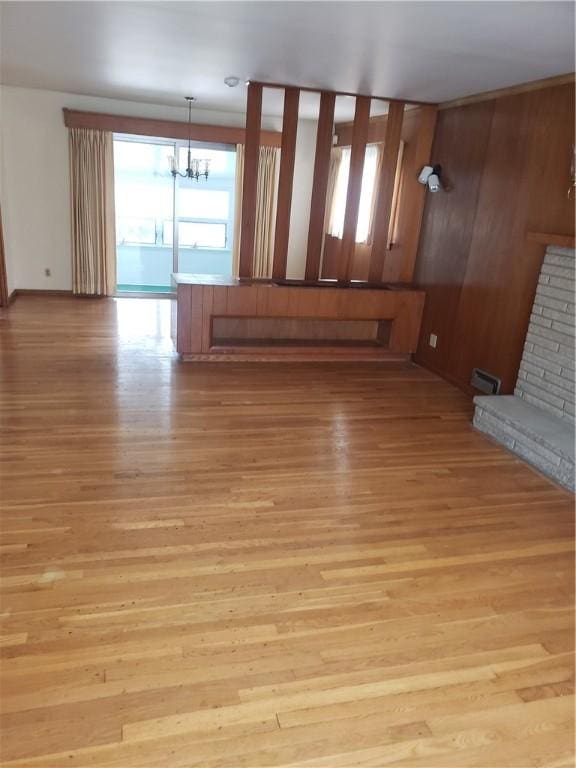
{"left": 113, "top": 137, "right": 236, "bottom": 294}
{"left": 114, "top": 138, "right": 176, "bottom": 293}
{"left": 174, "top": 147, "right": 236, "bottom": 277}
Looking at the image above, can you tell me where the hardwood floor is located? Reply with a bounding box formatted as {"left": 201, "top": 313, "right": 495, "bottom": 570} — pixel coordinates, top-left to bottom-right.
{"left": 0, "top": 296, "right": 573, "bottom": 768}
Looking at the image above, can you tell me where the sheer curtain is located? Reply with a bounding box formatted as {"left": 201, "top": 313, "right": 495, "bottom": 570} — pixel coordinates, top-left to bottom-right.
{"left": 232, "top": 145, "right": 280, "bottom": 278}
{"left": 69, "top": 128, "right": 116, "bottom": 295}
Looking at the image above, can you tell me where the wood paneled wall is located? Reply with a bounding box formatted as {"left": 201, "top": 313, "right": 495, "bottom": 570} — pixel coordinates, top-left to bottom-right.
{"left": 413, "top": 82, "right": 575, "bottom": 394}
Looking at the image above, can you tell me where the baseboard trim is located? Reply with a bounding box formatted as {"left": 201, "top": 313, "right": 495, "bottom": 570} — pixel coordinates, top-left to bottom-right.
{"left": 11, "top": 289, "right": 74, "bottom": 299}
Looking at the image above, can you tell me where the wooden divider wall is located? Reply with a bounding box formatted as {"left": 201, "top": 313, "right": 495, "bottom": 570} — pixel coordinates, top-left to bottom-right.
{"left": 238, "top": 81, "right": 436, "bottom": 285}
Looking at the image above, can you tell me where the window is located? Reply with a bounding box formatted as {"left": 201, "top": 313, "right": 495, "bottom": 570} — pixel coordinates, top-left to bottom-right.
{"left": 174, "top": 150, "right": 234, "bottom": 254}
{"left": 164, "top": 221, "right": 227, "bottom": 249}
{"left": 178, "top": 147, "right": 234, "bottom": 177}
{"left": 178, "top": 222, "right": 227, "bottom": 249}
{"left": 116, "top": 217, "right": 157, "bottom": 246}
{"left": 178, "top": 189, "right": 230, "bottom": 220}
{"left": 329, "top": 144, "right": 381, "bottom": 244}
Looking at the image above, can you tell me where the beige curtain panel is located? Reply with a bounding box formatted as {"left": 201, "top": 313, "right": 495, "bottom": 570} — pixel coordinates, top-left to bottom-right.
{"left": 232, "top": 144, "right": 245, "bottom": 278}
{"left": 69, "top": 128, "right": 116, "bottom": 295}
{"left": 232, "top": 144, "right": 280, "bottom": 278}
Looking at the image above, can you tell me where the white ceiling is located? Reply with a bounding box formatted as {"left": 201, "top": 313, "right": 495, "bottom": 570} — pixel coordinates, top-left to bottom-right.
{"left": 0, "top": 1, "right": 573, "bottom": 121}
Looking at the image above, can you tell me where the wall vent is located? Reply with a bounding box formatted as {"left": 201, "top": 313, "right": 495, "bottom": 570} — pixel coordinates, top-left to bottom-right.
{"left": 471, "top": 368, "right": 501, "bottom": 395}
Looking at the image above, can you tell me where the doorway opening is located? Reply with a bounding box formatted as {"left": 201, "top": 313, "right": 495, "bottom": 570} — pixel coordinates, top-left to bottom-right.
{"left": 113, "top": 136, "right": 236, "bottom": 294}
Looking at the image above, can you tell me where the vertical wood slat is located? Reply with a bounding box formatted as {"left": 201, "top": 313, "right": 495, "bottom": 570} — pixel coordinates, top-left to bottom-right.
{"left": 339, "top": 96, "right": 371, "bottom": 282}
{"left": 272, "top": 88, "right": 300, "bottom": 280}
{"left": 368, "top": 101, "right": 405, "bottom": 283}
{"left": 239, "top": 83, "right": 263, "bottom": 278}
{"left": 305, "top": 92, "right": 336, "bottom": 280}
{"left": 399, "top": 105, "right": 438, "bottom": 283}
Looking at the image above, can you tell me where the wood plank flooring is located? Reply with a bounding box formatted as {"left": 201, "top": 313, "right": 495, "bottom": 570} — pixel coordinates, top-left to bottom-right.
{"left": 0, "top": 296, "right": 574, "bottom": 768}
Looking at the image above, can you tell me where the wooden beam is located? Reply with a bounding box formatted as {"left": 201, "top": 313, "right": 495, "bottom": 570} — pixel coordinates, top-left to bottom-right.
{"left": 368, "top": 102, "right": 405, "bottom": 282}
{"left": 399, "top": 105, "right": 438, "bottom": 283}
{"left": 62, "top": 108, "right": 282, "bottom": 147}
{"left": 239, "top": 83, "right": 263, "bottom": 279}
{"left": 272, "top": 88, "right": 300, "bottom": 280}
{"left": 339, "top": 96, "right": 371, "bottom": 282}
{"left": 248, "top": 80, "right": 433, "bottom": 108}
{"left": 305, "top": 92, "right": 336, "bottom": 281}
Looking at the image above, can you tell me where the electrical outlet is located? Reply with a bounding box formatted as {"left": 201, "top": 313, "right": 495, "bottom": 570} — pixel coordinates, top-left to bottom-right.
{"left": 44, "top": 268, "right": 51, "bottom": 277}
{"left": 429, "top": 333, "right": 438, "bottom": 349}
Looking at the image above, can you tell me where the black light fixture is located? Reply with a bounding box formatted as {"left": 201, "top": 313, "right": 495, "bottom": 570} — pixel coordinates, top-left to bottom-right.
{"left": 169, "top": 97, "right": 210, "bottom": 182}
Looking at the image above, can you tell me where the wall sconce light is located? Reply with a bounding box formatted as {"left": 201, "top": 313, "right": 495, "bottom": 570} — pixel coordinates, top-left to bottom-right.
{"left": 418, "top": 164, "right": 443, "bottom": 193}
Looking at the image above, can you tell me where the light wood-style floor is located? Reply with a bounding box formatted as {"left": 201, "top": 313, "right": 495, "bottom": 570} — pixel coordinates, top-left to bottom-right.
{"left": 0, "top": 296, "right": 574, "bottom": 768}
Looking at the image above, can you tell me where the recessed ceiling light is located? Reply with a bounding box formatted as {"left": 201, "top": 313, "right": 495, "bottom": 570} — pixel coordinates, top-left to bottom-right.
{"left": 224, "top": 76, "right": 241, "bottom": 88}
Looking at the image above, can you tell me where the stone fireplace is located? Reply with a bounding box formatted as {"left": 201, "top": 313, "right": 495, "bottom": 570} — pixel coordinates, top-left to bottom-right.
{"left": 473, "top": 244, "right": 575, "bottom": 490}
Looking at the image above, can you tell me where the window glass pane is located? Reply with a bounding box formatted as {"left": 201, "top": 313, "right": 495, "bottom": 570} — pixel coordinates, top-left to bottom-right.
{"left": 177, "top": 148, "right": 235, "bottom": 176}
{"left": 116, "top": 217, "right": 156, "bottom": 245}
{"left": 178, "top": 222, "right": 227, "bottom": 249}
{"left": 113, "top": 138, "right": 175, "bottom": 290}
{"left": 327, "top": 144, "right": 380, "bottom": 243}
{"left": 329, "top": 148, "right": 350, "bottom": 239}
{"left": 178, "top": 189, "right": 230, "bottom": 220}
{"left": 115, "top": 141, "right": 174, "bottom": 177}
{"left": 356, "top": 144, "right": 379, "bottom": 243}
{"left": 163, "top": 220, "right": 174, "bottom": 246}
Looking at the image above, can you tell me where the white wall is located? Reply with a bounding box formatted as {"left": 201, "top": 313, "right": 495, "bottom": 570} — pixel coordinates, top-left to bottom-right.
{"left": 286, "top": 119, "right": 317, "bottom": 279}
{"left": 0, "top": 84, "right": 316, "bottom": 291}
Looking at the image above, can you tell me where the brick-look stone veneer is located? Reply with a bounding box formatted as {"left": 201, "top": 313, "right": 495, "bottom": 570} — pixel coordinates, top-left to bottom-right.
{"left": 515, "top": 246, "right": 575, "bottom": 425}
{"left": 473, "top": 245, "right": 575, "bottom": 491}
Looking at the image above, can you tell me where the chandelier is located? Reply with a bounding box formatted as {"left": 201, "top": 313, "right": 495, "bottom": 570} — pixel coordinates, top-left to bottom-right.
{"left": 169, "top": 97, "right": 210, "bottom": 182}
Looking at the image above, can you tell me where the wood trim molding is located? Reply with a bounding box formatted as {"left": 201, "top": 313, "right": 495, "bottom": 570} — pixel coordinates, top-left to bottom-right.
{"left": 440, "top": 73, "right": 575, "bottom": 110}
{"left": 368, "top": 102, "right": 405, "bottom": 282}
{"left": 62, "top": 108, "right": 282, "bottom": 147}
{"left": 527, "top": 231, "right": 575, "bottom": 248}
{"left": 272, "top": 88, "right": 300, "bottom": 280}
{"left": 238, "top": 83, "right": 263, "bottom": 278}
{"left": 9, "top": 289, "right": 74, "bottom": 300}
{"left": 305, "top": 92, "right": 336, "bottom": 281}
{"left": 339, "top": 96, "right": 371, "bottom": 282}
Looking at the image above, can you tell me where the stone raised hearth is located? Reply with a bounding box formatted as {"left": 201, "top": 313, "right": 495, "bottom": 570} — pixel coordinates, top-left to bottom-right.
{"left": 474, "top": 245, "right": 575, "bottom": 491}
